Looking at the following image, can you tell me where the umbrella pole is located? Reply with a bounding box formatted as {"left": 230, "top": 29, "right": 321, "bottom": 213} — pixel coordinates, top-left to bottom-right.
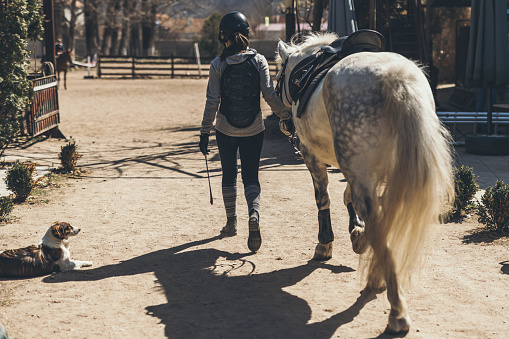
{"left": 487, "top": 87, "right": 493, "bottom": 135}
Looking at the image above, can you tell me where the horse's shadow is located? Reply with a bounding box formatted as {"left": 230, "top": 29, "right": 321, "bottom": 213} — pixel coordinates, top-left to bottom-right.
{"left": 42, "top": 236, "right": 383, "bottom": 338}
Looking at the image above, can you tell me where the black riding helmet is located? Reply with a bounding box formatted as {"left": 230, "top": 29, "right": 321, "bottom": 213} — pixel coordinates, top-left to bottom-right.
{"left": 218, "top": 11, "right": 249, "bottom": 44}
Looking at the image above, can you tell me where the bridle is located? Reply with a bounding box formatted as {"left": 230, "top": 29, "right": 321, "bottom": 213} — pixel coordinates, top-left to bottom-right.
{"left": 275, "top": 56, "right": 301, "bottom": 155}
{"left": 275, "top": 57, "right": 292, "bottom": 107}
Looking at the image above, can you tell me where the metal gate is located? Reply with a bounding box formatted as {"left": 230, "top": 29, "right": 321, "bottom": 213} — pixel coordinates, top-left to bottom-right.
{"left": 22, "top": 75, "right": 60, "bottom": 136}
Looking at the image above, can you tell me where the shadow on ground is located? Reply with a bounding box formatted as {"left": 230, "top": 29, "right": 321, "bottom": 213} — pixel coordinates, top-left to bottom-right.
{"left": 462, "top": 228, "right": 508, "bottom": 244}
{"left": 38, "top": 236, "right": 395, "bottom": 338}
{"left": 500, "top": 261, "right": 509, "bottom": 275}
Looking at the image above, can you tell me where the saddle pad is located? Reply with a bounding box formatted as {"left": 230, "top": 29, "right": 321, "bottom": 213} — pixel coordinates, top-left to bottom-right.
{"left": 296, "top": 68, "right": 329, "bottom": 118}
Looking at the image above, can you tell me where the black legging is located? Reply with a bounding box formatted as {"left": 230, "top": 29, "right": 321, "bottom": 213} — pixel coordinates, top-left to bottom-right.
{"left": 216, "top": 130, "right": 264, "bottom": 187}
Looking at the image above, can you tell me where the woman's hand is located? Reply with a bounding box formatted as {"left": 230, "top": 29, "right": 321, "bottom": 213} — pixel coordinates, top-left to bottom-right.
{"left": 199, "top": 134, "right": 210, "bottom": 155}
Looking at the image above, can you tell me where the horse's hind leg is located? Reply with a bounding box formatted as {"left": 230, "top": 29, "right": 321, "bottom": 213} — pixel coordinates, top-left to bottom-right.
{"left": 371, "top": 241, "right": 410, "bottom": 333}
{"left": 350, "top": 180, "right": 409, "bottom": 333}
{"left": 64, "top": 71, "right": 67, "bottom": 90}
{"left": 343, "top": 184, "right": 367, "bottom": 254}
{"left": 300, "top": 144, "right": 333, "bottom": 261}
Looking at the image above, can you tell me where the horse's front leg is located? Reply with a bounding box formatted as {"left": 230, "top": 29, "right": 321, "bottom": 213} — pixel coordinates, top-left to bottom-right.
{"left": 64, "top": 71, "right": 67, "bottom": 90}
{"left": 343, "top": 183, "right": 367, "bottom": 254}
{"left": 300, "top": 144, "right": 333, "bottom": 261}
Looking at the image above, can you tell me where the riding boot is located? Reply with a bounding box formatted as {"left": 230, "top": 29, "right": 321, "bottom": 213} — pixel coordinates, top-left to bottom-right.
{"left": 220, "top": 216, "right": 237, "bottom": 237}
{"left": 245, "top": 184, "right": 262, "bottom": 252}
{"left": 221, "top": 184, "right": 237, "bottom": 237}
{"left": 247, "top": 209, "right": 261, "bottom": 252}
{"left": 222, "top": 185, "right": 237, "bottom": 218}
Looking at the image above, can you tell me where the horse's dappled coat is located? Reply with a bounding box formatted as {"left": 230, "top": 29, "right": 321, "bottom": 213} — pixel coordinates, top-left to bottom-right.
{"left": 276, "top": 32, "right": 454, "bottom": 334}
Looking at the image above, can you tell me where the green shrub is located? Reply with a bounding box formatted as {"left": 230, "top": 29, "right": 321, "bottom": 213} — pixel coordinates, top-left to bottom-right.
{"left": 0, "top": 196, "right": 14, "bottom": 221}
{"left": 0, "top": 0, "right": 44, "bottom": 156}
{"left": 58, "top": 141, "right": 82, "bottom": 173}
{"left": 477, "top": 180, "right": 509, "bottom": 233}
{"left": 4, "top": 161, "right": 36, "bottom": 202}
{"left": 450, "top": 165, "right": 479, "bottom": 218}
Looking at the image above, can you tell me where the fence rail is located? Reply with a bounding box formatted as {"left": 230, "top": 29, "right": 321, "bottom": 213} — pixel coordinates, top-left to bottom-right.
{"left": 97, "top": 55, "right": 278, "bottom": 78}
{"left": 437, "top": 111, "right": 509, "bottom": 142}
{"left": 22, "top": 75, "right": 60, "bottom": 136}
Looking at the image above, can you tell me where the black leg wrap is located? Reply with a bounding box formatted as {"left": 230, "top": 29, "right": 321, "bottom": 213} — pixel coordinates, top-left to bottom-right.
{"left": 347, "top": 202, "right": 364, "bottom": 233}
{"left": 318, "top": 209, "right": 334, "bottom": 244}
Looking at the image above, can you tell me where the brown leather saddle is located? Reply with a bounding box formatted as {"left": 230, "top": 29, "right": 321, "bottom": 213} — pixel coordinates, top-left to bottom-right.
{"left": 288, "top": 30, "right": 386, "bottom": 117}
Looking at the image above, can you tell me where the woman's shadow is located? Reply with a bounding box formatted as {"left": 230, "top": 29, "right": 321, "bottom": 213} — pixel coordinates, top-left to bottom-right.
{"left": 43, "top": 236, "right": 381, "bottom": 338}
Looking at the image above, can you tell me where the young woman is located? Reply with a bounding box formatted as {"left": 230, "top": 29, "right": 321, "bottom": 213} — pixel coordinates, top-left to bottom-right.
{"left": 199, "top": 11, "right": 291, "bottom": 252}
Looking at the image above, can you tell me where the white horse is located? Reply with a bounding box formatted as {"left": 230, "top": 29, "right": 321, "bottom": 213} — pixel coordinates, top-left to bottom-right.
{"left": 276, "top": 32, "right": 454, "bottom": 334}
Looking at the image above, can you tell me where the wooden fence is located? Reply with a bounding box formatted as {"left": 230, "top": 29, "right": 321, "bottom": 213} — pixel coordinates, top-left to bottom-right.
{"left": 97, "top": 55, "right": 278, "bottom": 79}
{"left": 22, "top": 75, "right": 60, "bottom": 136}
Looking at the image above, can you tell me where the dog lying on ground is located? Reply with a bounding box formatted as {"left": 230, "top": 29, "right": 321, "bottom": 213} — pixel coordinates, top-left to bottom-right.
{"left": 0, "top": 222, "right": 92, "bottom": 278}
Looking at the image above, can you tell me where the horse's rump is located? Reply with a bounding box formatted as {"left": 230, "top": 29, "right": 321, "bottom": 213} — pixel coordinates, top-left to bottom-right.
{"left": 324, "top": 51, "right": 454, "bottom": 282}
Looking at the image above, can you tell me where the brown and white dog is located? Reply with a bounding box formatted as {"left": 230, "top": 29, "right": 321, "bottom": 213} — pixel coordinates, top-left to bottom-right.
{"left": 0, "top": 222, "right": 92, "bottom": 278}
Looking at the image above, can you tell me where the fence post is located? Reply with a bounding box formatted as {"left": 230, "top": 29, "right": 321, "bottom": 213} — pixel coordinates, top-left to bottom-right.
{"left": 171, "top": 54, "right": 174, "bottom": 79}
{"left": 97, "top": 56, "right": 101, "bottom": 78}
{"left": 132, "top": 55, "right": 135, "bottom": 78}
{"left": 194, "top": 43, "right": 202, "bottom": 78}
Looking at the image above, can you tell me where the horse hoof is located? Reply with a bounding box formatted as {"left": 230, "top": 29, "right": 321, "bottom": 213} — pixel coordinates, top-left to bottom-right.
{"left": 313, "top": 242, "right": 333, "bottom": 261}
{"left": 386, "top": 313, "right": 411, "bottom": 334}
{"left": 362, "top": 283, "right": 386, "bottom": 295}
{"left": 350, "top": 226, "right": 368, "bottom": 254}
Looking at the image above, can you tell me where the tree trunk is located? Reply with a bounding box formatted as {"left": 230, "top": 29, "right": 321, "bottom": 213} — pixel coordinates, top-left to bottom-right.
{"left": 84, "top": 0, "right": 99, "bottom": 58}
{"left": 119, "top": 19, "right": 130, "bottom": 55}
{"left": 141, "top": 4, "right": 157, "bottom": 56}
{"left": 101, "top": 0, "right": 118, "bottom": 55}
{"left": 68, "top": 0, "right": 77, "bottom": 52}
{"left": 312, "top": 0, "right": 324, "bottom": 31}
{"left": 110, "top": 29, "right": 119, "bottom": 55}
{"left": 53, "top": 0, "right": 64, "bottom": 43}
{"left": 101, "top": 27, "right": 113, "bottom": 55}
{"left": 110, "top": 0, "right": 122, "bottom": 55}
{"left": 119, "top": 0, "right": 137, "bottom": 55}
{"left": 132, "top": 22, "right": 144, "bottom": 56}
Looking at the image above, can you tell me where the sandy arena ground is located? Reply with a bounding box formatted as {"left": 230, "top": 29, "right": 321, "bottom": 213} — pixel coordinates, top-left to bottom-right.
{"left": 0, "top": 70, "right": 508, "bottom": 338}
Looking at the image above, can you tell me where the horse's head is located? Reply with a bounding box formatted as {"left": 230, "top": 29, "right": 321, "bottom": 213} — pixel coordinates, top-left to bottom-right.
{"left": 275, "top": 32, "right": 338, "bottom": 107}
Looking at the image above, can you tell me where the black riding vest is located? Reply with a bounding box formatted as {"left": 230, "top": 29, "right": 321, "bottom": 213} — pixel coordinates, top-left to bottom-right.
{"left": 219, "top": 55, "right": 261, "bottom": 128}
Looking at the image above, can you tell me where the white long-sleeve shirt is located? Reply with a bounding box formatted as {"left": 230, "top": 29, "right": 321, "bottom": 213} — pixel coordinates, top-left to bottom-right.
{"left": 200, "top": 48, "right": 289, "bottom": 137}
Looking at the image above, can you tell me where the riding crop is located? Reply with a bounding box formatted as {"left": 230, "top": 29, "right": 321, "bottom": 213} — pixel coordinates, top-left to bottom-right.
{"left": 204, "top": 154, "right": 213, "bottom": 205}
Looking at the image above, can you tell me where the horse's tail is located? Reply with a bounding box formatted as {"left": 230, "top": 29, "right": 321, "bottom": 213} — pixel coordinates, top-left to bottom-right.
{"left": 369, "top": 60, "right": 455, "bottom": 284}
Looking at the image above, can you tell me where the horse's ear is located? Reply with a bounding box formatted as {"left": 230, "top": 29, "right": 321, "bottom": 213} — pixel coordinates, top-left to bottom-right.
{"left": 277, "top": 40, "right": 289, "bottom": 59}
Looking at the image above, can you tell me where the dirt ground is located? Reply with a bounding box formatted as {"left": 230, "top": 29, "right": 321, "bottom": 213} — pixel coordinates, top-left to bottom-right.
{"left": 0, "top": 70, "right": 508, "bottom": 339}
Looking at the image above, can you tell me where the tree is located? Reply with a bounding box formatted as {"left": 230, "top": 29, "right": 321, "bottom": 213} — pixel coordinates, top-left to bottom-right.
{"left": 199, "top": 11, "right": 222, "bottom": 58}
{"left": 0, "top": 0, "right": 43, "bottom": 156}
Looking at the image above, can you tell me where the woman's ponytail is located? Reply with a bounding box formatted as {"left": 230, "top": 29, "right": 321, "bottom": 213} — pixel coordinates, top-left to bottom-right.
{"left": 220, "top": 33, "right": 250, "bottom": 60}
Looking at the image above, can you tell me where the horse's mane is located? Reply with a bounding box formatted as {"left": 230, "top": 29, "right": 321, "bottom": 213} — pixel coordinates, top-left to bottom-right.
{"left": 277, "top": 32, "right": 339, "bottom": 61}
